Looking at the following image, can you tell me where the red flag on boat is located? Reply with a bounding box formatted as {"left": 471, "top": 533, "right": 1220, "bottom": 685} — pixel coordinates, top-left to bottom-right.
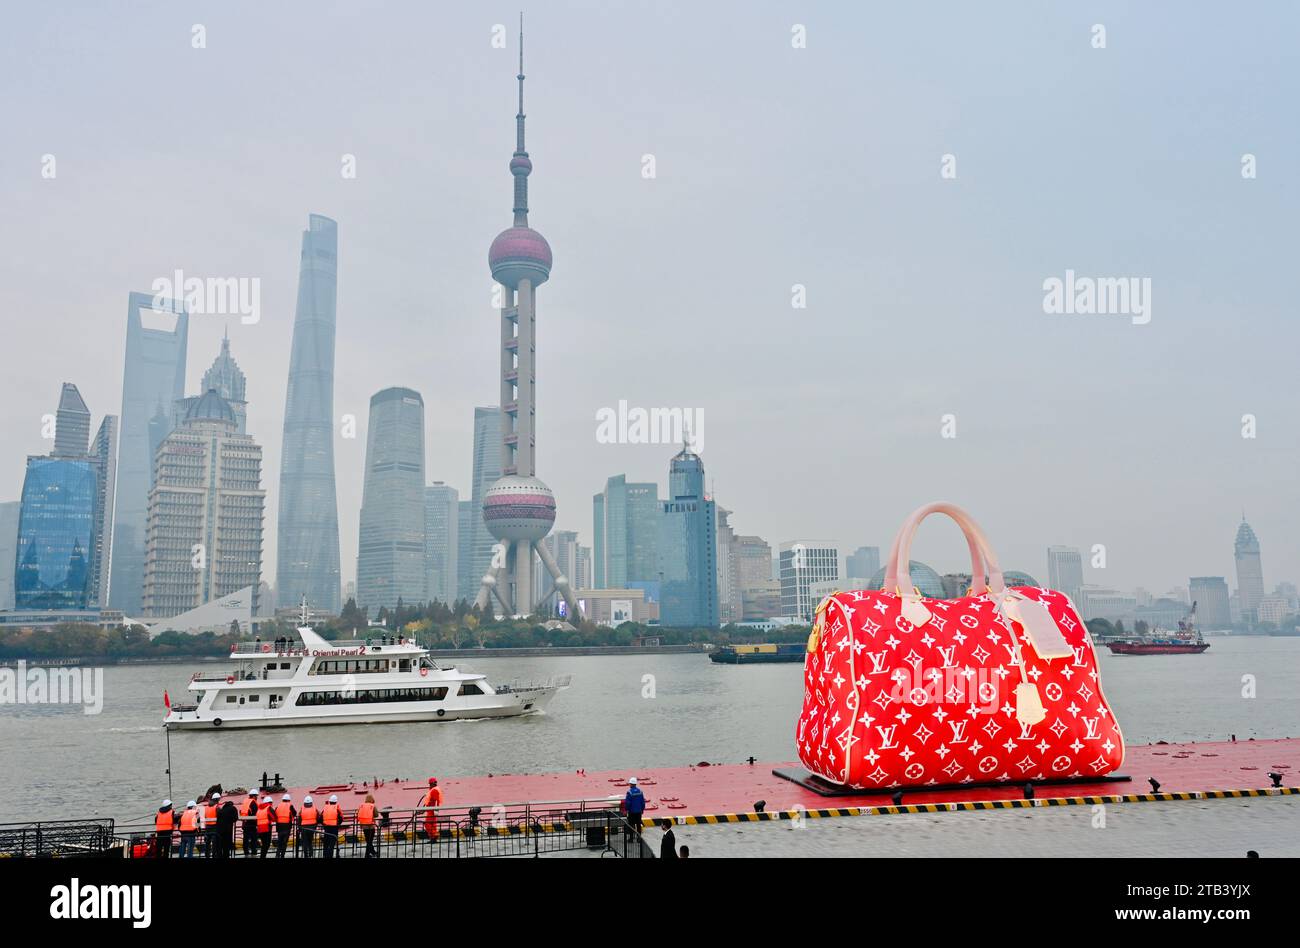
{"left": 163, "top": 690, "right": 170, "bottom": 710}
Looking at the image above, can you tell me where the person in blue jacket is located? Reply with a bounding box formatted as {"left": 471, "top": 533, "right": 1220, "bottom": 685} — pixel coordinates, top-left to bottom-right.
{"left": 623, "top": 777, "right": 646, "bottom": 834}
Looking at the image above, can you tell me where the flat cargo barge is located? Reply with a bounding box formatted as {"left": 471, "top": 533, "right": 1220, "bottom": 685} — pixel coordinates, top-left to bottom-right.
{"left": 273, "top": 737, "right": 1296, "bottom": 825}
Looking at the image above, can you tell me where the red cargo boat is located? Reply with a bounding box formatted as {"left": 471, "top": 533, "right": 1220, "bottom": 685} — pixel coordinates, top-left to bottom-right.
{"left": 1107, "top": 601, "right": 1209, "bottom": 655}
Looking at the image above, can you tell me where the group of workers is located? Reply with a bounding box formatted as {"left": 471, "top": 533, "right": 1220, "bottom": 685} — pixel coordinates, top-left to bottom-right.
{"left": 152, "top": 786, "right": 396, "bottom": 859}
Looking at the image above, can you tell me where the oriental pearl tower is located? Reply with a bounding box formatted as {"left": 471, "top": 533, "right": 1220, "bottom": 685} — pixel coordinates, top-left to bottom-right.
{"left": 475, "top": 18, "right": 583, "bottom": 621}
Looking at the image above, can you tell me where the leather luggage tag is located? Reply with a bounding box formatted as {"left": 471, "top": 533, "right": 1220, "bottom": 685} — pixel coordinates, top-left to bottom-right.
{"left": 1002, "top": 594, "right": 1072, "bottom": 659}
{"left": 899, "top": 596, "right": 932, "bottom": 628}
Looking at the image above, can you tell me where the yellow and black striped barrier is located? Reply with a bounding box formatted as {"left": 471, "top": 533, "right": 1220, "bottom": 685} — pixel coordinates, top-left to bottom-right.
{"left": 655, "top": 785, "right": 1298, "bottom": 826}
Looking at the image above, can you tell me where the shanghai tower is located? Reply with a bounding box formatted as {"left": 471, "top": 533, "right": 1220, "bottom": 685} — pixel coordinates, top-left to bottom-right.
{"left": 276, "top": 214, "right": 342, "bottom": 612}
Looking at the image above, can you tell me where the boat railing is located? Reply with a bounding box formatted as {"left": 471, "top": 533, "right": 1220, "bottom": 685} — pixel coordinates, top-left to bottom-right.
{"left": 495, "top": 674, "right": 573, "bottom": 694}
{"left": 115, "top": 796, "right": 652, "bottom": 859}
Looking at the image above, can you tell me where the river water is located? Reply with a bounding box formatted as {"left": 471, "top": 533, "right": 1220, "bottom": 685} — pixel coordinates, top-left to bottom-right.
{"left": 1, "top": 636, "right": 1296, "bottom": 823}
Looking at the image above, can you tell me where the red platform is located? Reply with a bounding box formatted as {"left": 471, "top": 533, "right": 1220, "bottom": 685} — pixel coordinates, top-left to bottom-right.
{"left": 279, "top": 738, "right": 1298, "bottom": 825}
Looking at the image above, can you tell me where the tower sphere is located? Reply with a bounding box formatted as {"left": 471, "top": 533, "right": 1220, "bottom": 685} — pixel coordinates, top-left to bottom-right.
{"left": 482, "top": 474, "right": 557, "bottom": 542}
{"left": 489, "top": 226, "right": 552, "bottom": 288}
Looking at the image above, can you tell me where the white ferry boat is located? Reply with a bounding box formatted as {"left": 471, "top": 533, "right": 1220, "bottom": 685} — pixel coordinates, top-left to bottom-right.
{"left": 164, "top": 624, "right": 570, "bottom": 730}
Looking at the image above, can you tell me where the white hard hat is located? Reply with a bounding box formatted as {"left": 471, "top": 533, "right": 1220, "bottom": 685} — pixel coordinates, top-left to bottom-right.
{"left": 261, "top": 797, "right": 271, "bottom": 804}
{"left": 282, "top": 793, "right": 291, "bottom": 801}
{"left": 161, "top": 799, "right": 172, "bottom": 808}
{"left": 212, "top": 794, "right": 221, "bottom": 802}
{"left": 303, "top": 795, "right": 313, "bottom": 805}
{"left": 186, "top": 800, "right": 196, "bottom": 808}
{"left": 328, "top": 794, "right": 338, "bottom": 803}
{"left": 628, "top": 777, "right": 638, "bottom": 785}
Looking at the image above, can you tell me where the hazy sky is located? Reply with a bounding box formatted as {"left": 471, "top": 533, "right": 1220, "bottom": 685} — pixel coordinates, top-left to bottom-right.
{"left": 2, "top": 1, "right": 1296, "bottom": 597}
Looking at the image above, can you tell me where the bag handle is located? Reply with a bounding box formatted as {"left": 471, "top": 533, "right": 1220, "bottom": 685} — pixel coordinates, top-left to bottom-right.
{"left": 883, "top": 502, "right": 1006, "bottom": 598}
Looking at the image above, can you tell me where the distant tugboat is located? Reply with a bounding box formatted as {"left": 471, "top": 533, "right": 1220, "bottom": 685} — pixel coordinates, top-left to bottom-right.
{"left": 1107, "top": 602, "right": 1210, "bottom": 655}
{"left": 710, "top": 643, "right": 805, "bottom": 664}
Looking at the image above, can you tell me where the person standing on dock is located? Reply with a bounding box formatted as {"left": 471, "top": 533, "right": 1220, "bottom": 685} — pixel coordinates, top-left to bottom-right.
{"left": 274, "top": 793, "right": 296, "bottom": 858}
{"left": 256, "top": 796, "right": 273, "bottom": 858}
{"left": 658, "top": 819, "right": 677, "bottom": 859}
{"left": 623, "top": 778, "right": 646, "bottom": 835}
{"left": 321, "top": 794, "right": 342, "bottom": 859}
{"left": 357, "top": 794, "right": 378, "bottom": 859}
{"left": 216, "top": 795, "right": 239, "bottom": 858}
{"left": 419, "top": 778, "right": 443, "bottom": 842}
{"left": 178, "top": 801, "right": 200, "bottom": 858}
{"left": 298, "top": 795, "right": 318, "bottom": 857}
{"left": 154, "top": 800, "right": 176, "bottom": 859}
{"left": 240, "top": 790, "right": 259, "bottom": 856}
{"left": 202, "top": 794, "right": 221, "bottom": 857}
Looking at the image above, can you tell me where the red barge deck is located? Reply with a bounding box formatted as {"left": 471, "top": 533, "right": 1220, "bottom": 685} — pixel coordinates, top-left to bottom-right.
{"left": 276, "top": 737, "right": 1297, "bottom": 826}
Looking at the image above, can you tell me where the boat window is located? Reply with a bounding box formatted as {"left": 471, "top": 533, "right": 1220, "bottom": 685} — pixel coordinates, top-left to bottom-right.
{"left": 280, "top": 663, "right": 290, "bottom": 670}
{"left": 293, "top": 686, "right": 449, "bottom": 707}
{"left": 458, "top": 683, "right": 483, "bottom": 696}
{"left": 248, "top": 694, "right": 259, "bottom": 702}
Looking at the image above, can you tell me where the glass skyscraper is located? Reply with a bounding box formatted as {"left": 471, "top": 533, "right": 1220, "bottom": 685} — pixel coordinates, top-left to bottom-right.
{"left": 456, "top": 406, "right": 501, "bottom": 600}
{"left": 356, "top": 388, "right": 427, "bottom": 611}
{"left": 276, "top": 214, "right": 342, "bottom": 613}
{"left": 424, "top": 482, "right": 459, "bottom": 606}
{"left": 110, "top": 292, "right": 188, "bottom": 614}
{"left": 657, "top": 446, "right": 718, "bottom": 627}
{"left": 592, "top": 475, "right": 660, "bottom": 588}
{"left": 15, "top": 457, "right": 97, "bottom": 610}
{"left": 88, "top": 415, "right": 117, "bottom": 607}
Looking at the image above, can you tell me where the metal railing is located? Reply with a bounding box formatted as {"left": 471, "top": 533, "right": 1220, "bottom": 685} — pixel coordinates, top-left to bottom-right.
{"left": 0, "top": 819, "right": 118, "bottom": 858}
{"left": 117, "top": 799, "right": 653, "bottom": 859}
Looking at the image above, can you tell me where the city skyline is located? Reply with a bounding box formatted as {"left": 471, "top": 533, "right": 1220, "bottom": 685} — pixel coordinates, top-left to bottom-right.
{"left": 2, "top": 5, "right": 1298, "bottom": 601}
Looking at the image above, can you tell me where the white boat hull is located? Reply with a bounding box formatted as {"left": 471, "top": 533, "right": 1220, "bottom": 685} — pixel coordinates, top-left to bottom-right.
{"left": 165, "top": 686, "right": 562, "bottom": 731}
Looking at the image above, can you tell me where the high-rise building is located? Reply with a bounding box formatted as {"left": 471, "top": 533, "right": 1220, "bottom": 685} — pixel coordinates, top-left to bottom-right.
{"left": 425, "top": 482, "right": 459, "bottom": 605}
{"left": 1234, "top": 517, "right": 1264, "bottom": 624}
{"left": 715, "top": 506, "right": 741, "bottom": 624}
{"left": 735, "top": 534, "right": 773, "bottom": 619}
{"left": 175, "top": 331, "right": 248, "bottom": 433}
{"left": 846, "top": 546, "right": 881, "bottom": 582}
{"left": 16, "top": 385, "right": 116, "bottom": 612}
{"left": 472, "top": 25, "right": 583, "bottom": 620}
{"left": 1047, "top": 545, "right": 1084, "bottom": 603}
{"left": 276, "top": 214, "right": 342, "bottom": 614}
{"left": 457, "top": 406, "right": 501, "bottom": 601}
{"left": 52, "top": 383, "right": 91, "bottom": 458}
{"left": 142, "top": 390, "right": 265, "bottom": 618}
{"left": 541, "top": 529, "right": 580, "bottom": 616}
{"left": 110, "top": 292, "right": 188, "bottom": 614}
{"left": 779, "top": 541, "right": 839, "bottom": 621}
{"left": 0, "top": 502, "right": 19, "bottom": 610}
{"left": 356, "top": 388, "right": 427, "bottom": 612}
{"left": 88, "top": 415, "right": 118, "bottom": 606}
{"left": 1188, "top": 577, "right": 1229, "bottom": 629}
{"left": 657, "top": 445, "right": 719, "bottom": 627}
{"left": 575, "top": 544, "right": 592, "bottom": 594}
{"left": 15, "top": 457, "right": 97, "bottom": 611}
{"left": 592, "top": 475, "right": 660, "bottom": 588}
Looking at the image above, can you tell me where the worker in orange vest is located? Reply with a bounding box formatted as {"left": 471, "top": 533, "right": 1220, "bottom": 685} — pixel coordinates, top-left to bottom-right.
{"left": 319, "top": 794, "right": 342, "bottom": 859}
{"left": 356, "top": 793, "right": 379, "bottom": 859}
{"left": 239, "top": 790, "right": 259, "bottom": 856}
{"left": 255, "top": 796, "right": 274, "bottom": 858}
{"left": 298, "top": 795, "right": 318, "bottom": 858}
{"left": 178, "top": 801, "right": 201, "bottom": 858}
{"left": 273, "top": 793, "right": 296, "bottom": 858}
{"left": 420, "top": 777, "right": 443, "bottom": 842}
{"left": 153, "top": 800, "right": 176, "bottom": 859}
{"left": 202, "top": 794, "right": 221, "bottom": 857}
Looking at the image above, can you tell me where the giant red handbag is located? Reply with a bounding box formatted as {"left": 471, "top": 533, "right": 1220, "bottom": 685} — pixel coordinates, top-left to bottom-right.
{"left": 796, "top": 502, "right": 1124, "bottom": 789}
